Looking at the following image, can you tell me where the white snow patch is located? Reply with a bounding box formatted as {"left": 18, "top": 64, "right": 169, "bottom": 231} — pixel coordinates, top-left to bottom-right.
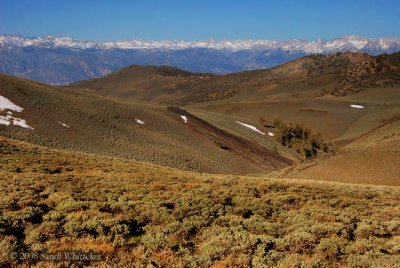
{"left": 0, "top": 115, "right": 33, "bottom": 129}
{"left": 350, "top": 104, "right": 364, "bottom": 109}
{"left": 12, "top": 117, "right": 33, "bottom": 129}
{"left": 0, "top": 116, "right": 11, "bottom": 126}
{"left": 57, "top": 121, "right": 70, "bottom": 128}
{"left": 236, "top": 121, "right": 266, "bottom": 135}
{"left": 0, "top": 96, "right": 23, "bottom": 112}
{"left": 0, "top": 95, "right": 33, "bottom": 129}
{"left": 135, "top": 119, "right": 145, "bottom": 125}
{"left": 181, "top": 115, "right": 188, "bottom": 123}
{"left": 268, "top": 132, "right": 275, "bottom": 137}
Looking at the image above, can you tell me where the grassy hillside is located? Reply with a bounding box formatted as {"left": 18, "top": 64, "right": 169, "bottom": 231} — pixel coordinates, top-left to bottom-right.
{"left": 192, "top": 88, "right": 400, "bottom": 142}
{"left": 278, "top": 118, "right": 400, "bottom": 186}
{"left": 0, "top": 73, "right": 291, "bottom": 174}
{"left": 190, "top": 53, "right": 400, "bottom": 143}
{"left": 3, "top": 51, "right": 399, "bottom": 184}
{"left": 1, "top": 136, "right": 400, "bottom": 267}
{"left": 184, "top": 51, "right": 400, "bottom": 186}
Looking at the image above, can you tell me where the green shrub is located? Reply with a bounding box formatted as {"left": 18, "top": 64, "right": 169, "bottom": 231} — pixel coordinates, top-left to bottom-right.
{"left": 251, "top": 249, "right": 285, "bottom": 267}
{"left": 0, "top": 236, "right": 17, "bottom": 266}
{"left": 272, "top": 119, "right": 332, "bottom": 158}
{"left": 141, "top": 226, "right": 168, "bottom": 251}
{"left": 278, "top": 231, "right": 316, "bottom": 254}
{"left": 346, "top": 237, "right": 385, "bottom": 255}
{"left": 315, "top": 236, "right": 348, "bottom": 261}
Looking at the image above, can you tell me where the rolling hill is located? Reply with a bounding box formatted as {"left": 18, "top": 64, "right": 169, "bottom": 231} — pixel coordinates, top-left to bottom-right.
{"left": 68, "top": 52, "right": 400, "bottom": 186}
{"left": 0, "top": 73, "right": 291, "bottom": 175}
{"left": 70, "top": 52, "right": 400, "bottom": 141}
{"left": 69, "top": 65, "right": 214, "bottom": 103}
{"left": 1, "top": 52, "right": 399, "bottom": 184}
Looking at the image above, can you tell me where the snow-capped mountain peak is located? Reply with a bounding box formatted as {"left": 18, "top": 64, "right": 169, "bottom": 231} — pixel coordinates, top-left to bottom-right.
{"left": 1, "top": 34, "right": 399, "bottom": 53}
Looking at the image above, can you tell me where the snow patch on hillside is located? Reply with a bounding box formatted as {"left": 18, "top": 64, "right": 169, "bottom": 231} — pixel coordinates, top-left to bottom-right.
{"left": 236, "top": 121, "right": 266, "bottom": 135}
{"left": 0, "top": 116, "right": 11, "bottom": 126}
{"left": 57, "top": 121, "right": 70, "bottom": 128}
{"left": 12, "top": 117, "right": 33, "bottom": 129}
{"left": 0, "top": 95, "right": 33, "bottom": 129}
{"left": 0, "top": 96, "right": 24, "bottom": 112}
{"left": 181, "top": 115, "right": 188, "bottom": 123}
{"left": 135, "top": 119, "right": 145, "bottom": 125}
{"left": 350, "top": 104, "right": 364, "bottom": 109}
{"left": 0, "top": 115, "right": 33, "bottom": 129}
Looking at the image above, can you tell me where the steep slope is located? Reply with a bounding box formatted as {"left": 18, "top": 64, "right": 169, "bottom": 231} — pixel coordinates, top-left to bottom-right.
{"left": 0, "top": 73, "right": 291, "bottom": 174}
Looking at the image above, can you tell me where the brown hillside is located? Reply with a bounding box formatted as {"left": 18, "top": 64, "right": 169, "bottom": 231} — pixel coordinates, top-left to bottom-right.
{"left": 331, "top": 52, "right": 400, "bottom": 96}
{"left": 69, "top": 52, "right": 375, "bottom": 104}
{"left": 190, "top": 53, "right": 400, "bottom": 143}
{"left": 69, "top": 65, "right": 214, "bottom": 103}
{"left": 0, "top": 73, "right": 291, "bottom": 174}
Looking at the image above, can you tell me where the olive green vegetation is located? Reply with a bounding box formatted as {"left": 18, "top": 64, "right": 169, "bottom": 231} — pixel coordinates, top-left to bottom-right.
{"left": 1, "top": 136, "right": 400, "bottom": 267}
{"left": 270, "top": 118, "right": 333, "bottom": 159}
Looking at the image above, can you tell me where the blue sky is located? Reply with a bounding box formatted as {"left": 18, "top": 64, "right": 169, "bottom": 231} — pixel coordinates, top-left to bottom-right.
{"left": 1, "top": 0, "right": 399, "bottom": 41}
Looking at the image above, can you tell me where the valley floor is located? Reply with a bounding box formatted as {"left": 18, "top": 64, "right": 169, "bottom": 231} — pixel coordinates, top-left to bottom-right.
{"left": 1, "top": 136, "right": 400, "bottom": 267}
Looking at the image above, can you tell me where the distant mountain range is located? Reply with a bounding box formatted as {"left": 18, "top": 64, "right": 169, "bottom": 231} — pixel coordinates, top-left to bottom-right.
{"left": 1, "top": 34, "right": 399, "bottom": 84}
